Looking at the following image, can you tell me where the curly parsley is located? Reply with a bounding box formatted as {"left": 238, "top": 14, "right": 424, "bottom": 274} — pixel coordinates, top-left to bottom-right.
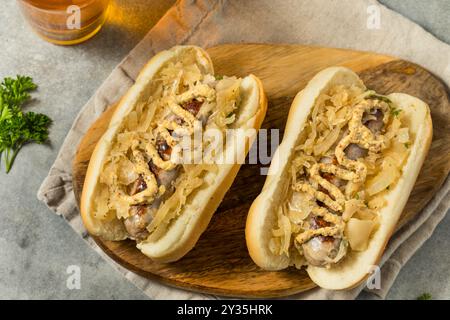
{"left": 417, "top": 293, "right": 432, "bottom": 300}
{"left": 0, "top": 76, "right": 52, "bottom": 173}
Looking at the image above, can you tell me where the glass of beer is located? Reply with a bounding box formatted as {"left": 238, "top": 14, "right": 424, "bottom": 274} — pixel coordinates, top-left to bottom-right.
{"left": 18, "top": 0, "right": 111, "bottom": 45}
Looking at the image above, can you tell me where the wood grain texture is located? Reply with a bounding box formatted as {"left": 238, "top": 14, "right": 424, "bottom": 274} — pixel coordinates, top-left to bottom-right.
{"left": 72, "top": 44, "right": 450, "bottom": 298}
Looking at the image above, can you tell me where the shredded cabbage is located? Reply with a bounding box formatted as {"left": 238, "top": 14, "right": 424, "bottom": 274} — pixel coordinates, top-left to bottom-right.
{"left": 146, "top": 164, "right": 217, "bottom": 241}
{"left": 269, "top": 83, "right": 411, "bottom": 263}
{"left": 92, "top": 49, "right": 244, "bottom": 237}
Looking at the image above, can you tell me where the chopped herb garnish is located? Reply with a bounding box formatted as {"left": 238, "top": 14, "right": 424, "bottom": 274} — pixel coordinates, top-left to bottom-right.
{"left": 215, "top": 75, "right": 224, "bottom": 80}
{"left": 390, "top": 106, "right": 402, "bottom": 117}
{"left": 417, "top": 293, "right": 432, "bottom": 300}
{"left": 367, "top": 93, "right": 392, "bottom": 104}
{"left": 404, "top": 142, "right": 410, "bottom": 149}
{"left": 368, "top": 93, "right": 401, "bottom": 116}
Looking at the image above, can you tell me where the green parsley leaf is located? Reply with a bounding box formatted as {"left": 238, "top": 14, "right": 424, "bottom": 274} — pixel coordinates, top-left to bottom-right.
{"left": 390, "top": 106, "right": 402, "bottom": 117}
{"left": 417, "top": 293, "right": 432, "bottom": 300}
{"left": 0, "top": 76, "right": 51, "bottom": 173}
{"left": 0, "top": 75, "right": 37, "bottom": 110}
{"left": 367, "top": 93, "right": 392, "bottom": 104}
{"left": 367, "top": 93, "right": 402, "bottom": 117}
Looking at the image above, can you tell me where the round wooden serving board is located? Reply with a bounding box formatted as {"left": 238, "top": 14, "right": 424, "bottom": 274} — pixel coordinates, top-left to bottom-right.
{"left": 73, "top": 44, "right": 450, "bottom": 298}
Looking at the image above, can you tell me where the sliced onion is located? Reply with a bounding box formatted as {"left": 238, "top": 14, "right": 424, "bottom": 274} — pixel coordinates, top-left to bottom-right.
{"left": 368, "top": 195, "right": 387, "bottom": 210}
{"left": 118, "top": 158, "right": 138, "bottom": 185}
{"left": 354, "top": 207, "right": 377, "bottom": 221}
{"left": 397, "top": 128, "right": 410, "bottom": 143}
{"left": 345, "top": 218, "right": 375, "bottom": 251}
{"left": 385, "top": 141, "right": 409, "bottom": 167}
{"left": 288, "top": 191, "right": 312, "bottom": 223}
{"left": 343, "top": 199, "right": 363, "bottom": 221}
{"left": 366, "top": 157, "right": 399, "bottom": 196}
{"left": 182, "top": 64, "right": 202, "bottom": 86}
{"left": 313, "top": 125, "right": 341, "bottom": 156}
{"left": 385, "top": 117, "right": 401, "bottom": 140}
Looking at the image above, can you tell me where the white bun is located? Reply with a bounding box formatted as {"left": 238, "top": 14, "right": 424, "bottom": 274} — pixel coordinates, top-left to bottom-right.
{"left": 80, "top": 46, "right": 267, "bottom": 262}
{"left": 246, "top": 67, "right": 432, "bottom": 290}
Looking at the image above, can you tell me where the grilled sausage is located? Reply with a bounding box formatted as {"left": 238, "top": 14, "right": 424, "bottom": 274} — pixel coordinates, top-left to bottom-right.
{"left": 344, "top": 143, "right": 368, "bottom": 160}
{"left": 156, "top": 137, "right": 172, "bottom": 161}
{"left": 301, "top": 216, "right": 346, "bottom": 266}
{"left": 181, "top": 99, "right": 203, "bottom": 116}
{"left": 148, "top": 160, "right": 178, "bottom": 190}
{"left": 124, "top": 205, "right": 153, "bottom": 241}
{"left": 363, "top": 109, "right": 384, "bottom": 134}
{"left": 125, "top": 160, "right": 178, "bottom": 240}
{"left": 128, "top": 175, "right": 147, "bottom": 195}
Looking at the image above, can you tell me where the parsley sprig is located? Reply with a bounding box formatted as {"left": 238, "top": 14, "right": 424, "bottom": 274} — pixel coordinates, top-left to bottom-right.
{"left": 417, "top": 292, "right": 432, "bottom": 300}
{"left": 0, "top": 76, "right": 52, "bottom": 173}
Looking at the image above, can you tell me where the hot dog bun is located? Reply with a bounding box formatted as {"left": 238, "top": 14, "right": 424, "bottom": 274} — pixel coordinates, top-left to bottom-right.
{"left": 80, "top": 46, "right": 267, "bottom": 262}
{"left": 246, "top": 67, "right": 432, "bottom": 290}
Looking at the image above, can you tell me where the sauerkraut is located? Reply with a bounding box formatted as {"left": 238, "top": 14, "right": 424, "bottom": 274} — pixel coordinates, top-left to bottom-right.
{"left": 270, "top": 84, "right": 411, "bottom": 266}
{"left": 93, "top": 48, "right": 243, "bottom": 242}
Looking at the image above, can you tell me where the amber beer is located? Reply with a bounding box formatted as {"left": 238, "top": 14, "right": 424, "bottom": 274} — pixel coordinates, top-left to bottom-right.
{"left": 18, "top": 0, "right": 110, "bottom": 45}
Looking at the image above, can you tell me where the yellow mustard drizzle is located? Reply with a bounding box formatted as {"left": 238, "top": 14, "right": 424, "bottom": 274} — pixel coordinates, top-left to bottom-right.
{"left": 110, "top": 85, "right": 216, "bottom": 208}
{"left": 115, "top": 148, "right": 159, "bottom": 205}
{"left": 295, "top": 207, "right": 344, "bottom": 244}
{"left": 335, "top": 101, "right": 388, "bottom": 187}
{"left": 292, "top": 99, "right": 389, "bottom": 245}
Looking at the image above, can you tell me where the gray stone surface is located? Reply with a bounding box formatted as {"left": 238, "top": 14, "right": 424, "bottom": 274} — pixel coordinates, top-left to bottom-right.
{"left": 0, "top": 0, "right": 448, "bottom": 300}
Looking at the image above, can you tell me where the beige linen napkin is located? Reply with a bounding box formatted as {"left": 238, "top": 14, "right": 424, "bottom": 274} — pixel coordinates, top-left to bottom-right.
{"left": 38, "top": 0, "right": 450, "bottom": 299}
